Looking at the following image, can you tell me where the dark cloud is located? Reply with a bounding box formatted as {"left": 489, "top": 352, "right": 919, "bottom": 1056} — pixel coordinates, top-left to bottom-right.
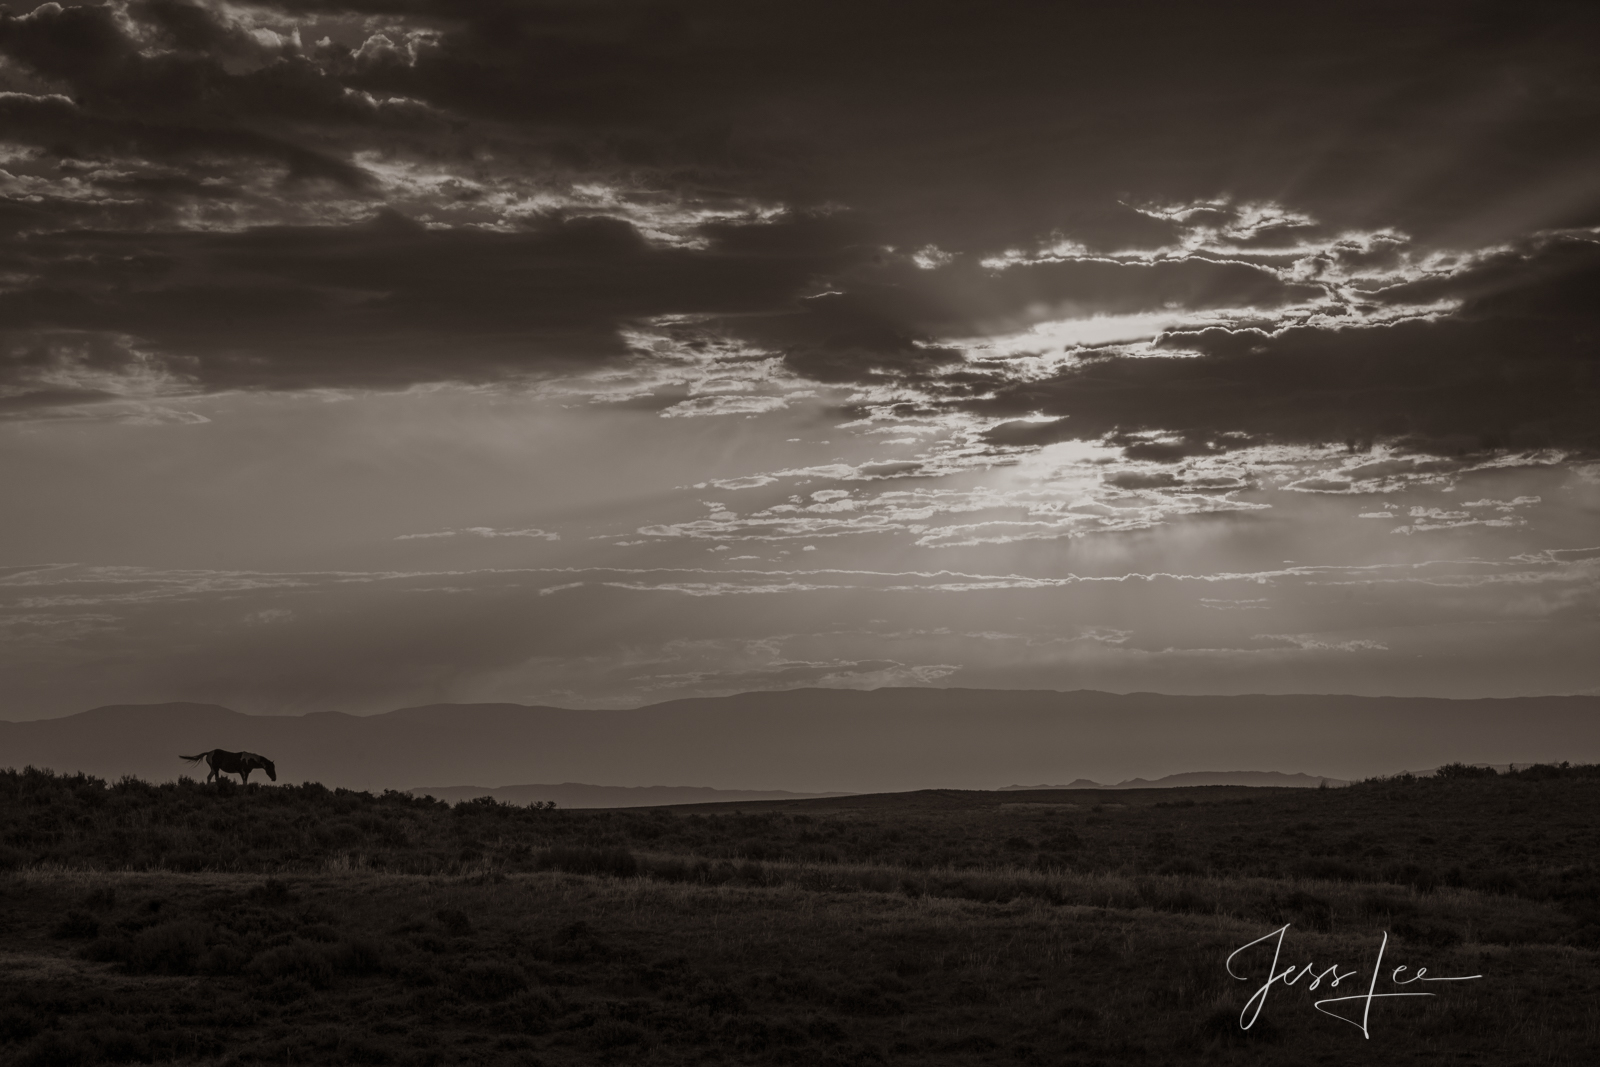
{"left": 1, "top": 1, "right": 425, "bottom": 131}
{"left": 0, "top": 211, "right": 862, "bottom": 393}
{"left": 1102, "top": 470, "right": 1183, "bottom": 490}
{"left": 731, "top": 291, "right": 965, "bottom": 386}
{"left": 752, "top": 255, "right": 1324, "bottom": 356}
{"left": 632, "top": 659, "right": 906, "bottom": 694}
{"left": 972, "top": 259, "right": 1323, "bottom": 320}
{"left": 974, "top": 236, "right": 1600, "bottom": 458}
{"left": 2, "top": 0, "right": 1597, "bottom": 445}
{"left": 0, "top": 383, "right": 115, "bottom": 411}
{"left": 7, "top": 1, "right": 1599, "bottom": 228}
{"left": 0, "top": 91, "right": 371, "bottom": 188}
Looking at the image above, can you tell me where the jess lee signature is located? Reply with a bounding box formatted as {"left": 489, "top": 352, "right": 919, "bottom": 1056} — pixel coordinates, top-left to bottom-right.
{"left": 1227, "top": 924, "right": 1482, "bottom": 1038}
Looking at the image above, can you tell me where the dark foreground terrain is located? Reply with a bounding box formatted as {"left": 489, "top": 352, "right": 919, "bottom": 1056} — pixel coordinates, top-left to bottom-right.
{"left": 2, "top": 765, "right": 1597, "bottom": 1065}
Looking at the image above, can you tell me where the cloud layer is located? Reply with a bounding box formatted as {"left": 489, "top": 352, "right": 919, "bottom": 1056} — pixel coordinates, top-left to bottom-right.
{"left": 3, "top": 1, "right": 1597, "bottom": 461}
{"left": 3, "top": 2, "right": 1598, "bottom": 715}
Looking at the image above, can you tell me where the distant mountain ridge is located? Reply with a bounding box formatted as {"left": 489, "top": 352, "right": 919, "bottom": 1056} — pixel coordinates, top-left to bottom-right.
{"left": 2, "top": 689, "right": 1597, "bottom": 794}
{"left": 1001, "top": 771, "right": 1350, "bottom": 789}
{"left": 415, "top": 773, "right": 1344, "bottom": 810}
{"left": 411, "top": 783, "right": 855, "bottom": 808}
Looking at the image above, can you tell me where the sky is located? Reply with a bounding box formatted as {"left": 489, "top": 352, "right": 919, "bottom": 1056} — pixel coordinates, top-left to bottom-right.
{"left": 1, "top": 0, "right": 1598, "bottom": 718}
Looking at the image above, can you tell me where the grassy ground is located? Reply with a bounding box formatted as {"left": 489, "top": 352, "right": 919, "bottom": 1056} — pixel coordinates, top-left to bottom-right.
{"left": 1, "top": 766, "right": 1597, "bottom": 1065}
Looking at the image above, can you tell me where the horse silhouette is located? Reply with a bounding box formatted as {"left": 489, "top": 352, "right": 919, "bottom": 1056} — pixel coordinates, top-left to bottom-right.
{"left": 179, "top": 749, "right": 277, "bottom": 784}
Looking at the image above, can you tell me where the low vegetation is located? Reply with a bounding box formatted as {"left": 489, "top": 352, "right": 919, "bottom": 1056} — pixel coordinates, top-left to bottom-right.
{"left": 1, "top": 764, "right": 1597, "bottom": 1064}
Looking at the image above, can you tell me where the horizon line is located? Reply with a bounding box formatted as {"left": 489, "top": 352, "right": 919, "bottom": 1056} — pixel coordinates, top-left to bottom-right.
{"left": 6, "top": 684, "right": 1600, "bottom": 723}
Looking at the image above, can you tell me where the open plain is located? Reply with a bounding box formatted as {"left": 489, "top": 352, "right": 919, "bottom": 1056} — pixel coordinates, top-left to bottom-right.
{"left": 2, "top": 765, "right": 1597, "bottom": 1066}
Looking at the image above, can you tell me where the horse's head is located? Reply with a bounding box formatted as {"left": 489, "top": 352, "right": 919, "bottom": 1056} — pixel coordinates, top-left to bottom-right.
{"left": 254, "top": 755, "right": 277, "bottom": 781}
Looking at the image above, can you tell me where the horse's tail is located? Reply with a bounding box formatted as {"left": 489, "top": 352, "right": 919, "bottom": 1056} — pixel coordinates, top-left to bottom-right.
{"left": 178, "top": 752, "right": 210, "bottom": 763}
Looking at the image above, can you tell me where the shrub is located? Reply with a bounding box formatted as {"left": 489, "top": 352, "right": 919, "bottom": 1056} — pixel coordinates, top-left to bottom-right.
{"left": 535, "top": 846, "right": 638, "bottom": 878}
{"left": 1384, "top": 863, "right": 1439, "bottom": 893}
{"left": 1045, "top": 830, "right": 1082, "bottom": 851}
{"left": 249, "top": 942, "right": 336, "bottom": 989}
{"left": 263, "top": 978, "right": 314, "bottom": 1004}
{"left": 200, "top": 944, "right": 251, "bottom": 976}
{"left": 1293, "top": 857, "right": 1362, "bottom": 882}
{"left": 1391, "top": 920, "right": 1462, "bottom": 948}
{"left": 435, "top": 908, "right": 472, "bottom": 936}
{"left": 551, "top": 921, "right": 608, "bottom": 963}
{"left": 489, "top": 991, "right": 560, "bottom": 1034}
{"left": 647, "top": 857, "right": 694, "bottom": 882}
{"left": 16, "top": 1032, "right": 96, "bottom": 1067}
{"left": 0, "top": 1008, "right": 41, "bottom": 1044}
{"left": 590, "top": 1020, "right": 647, "bottom": 1050}
{"left": 396, "top": 958, "right": 442, "bottom": 988}
{"left": 1198, "top": 1004, "right": 1281, "bottom": 1047}
{"left": 95, "top": 1030, "right": 150, "bottom": 1064}
{"left": 126, "top": 922, "right": 210, "bottom": 975}
{"left": 1149, "top": 887, "right": 1211, "bottom": 915}
{"left": 335, "top": 938, "right": 385, "bottom": 975}
{"left": 82, "top": 887, "right": 116, "bottom": 910}
{"left": 456, "top": 961, "right": 528, "bottom": 1001}
{"left": 1359, "top": 893, "right": 1417, "bottom": 918}
{"left": 340, "top": 1039, "right": 396, "bottom": 1065}
{"left": 1284, "top": 890, "right": 1333, "bottom": 932}
{"left": 1434, "top": 763, "right": 1498, "bottom": 779}
{"left": 1473, "top": 869, "right": 1523, "bottom": 895}
{"left": 49, "top": 911, "right": 99, "bottom": 940}
{"left": 79, "top": 936, "right": 131, "bottom": 964}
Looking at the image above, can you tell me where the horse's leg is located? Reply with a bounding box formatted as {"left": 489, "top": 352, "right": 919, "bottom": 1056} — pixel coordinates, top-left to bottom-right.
{"left": 240, "top": 768, "right": 251, "bottom": 784}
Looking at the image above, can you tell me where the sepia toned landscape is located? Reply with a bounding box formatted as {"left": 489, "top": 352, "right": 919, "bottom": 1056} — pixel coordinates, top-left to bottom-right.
{"left": 4, "top": 0, "right": 1600, "bottom": 1062}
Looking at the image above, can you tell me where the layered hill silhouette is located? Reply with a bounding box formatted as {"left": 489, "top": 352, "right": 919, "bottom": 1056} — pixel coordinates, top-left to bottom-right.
{"left": 1001, "top": 771, "right": 1350, "bottom": 790}
{"left": 2, "top": 688, "right": 1596, "bottom": 794}
{"left": 415, "top": 771, "right": 1343, "bottom": 808}
{"left": 410, "top": 783, "right": 854, "bottom": 808}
